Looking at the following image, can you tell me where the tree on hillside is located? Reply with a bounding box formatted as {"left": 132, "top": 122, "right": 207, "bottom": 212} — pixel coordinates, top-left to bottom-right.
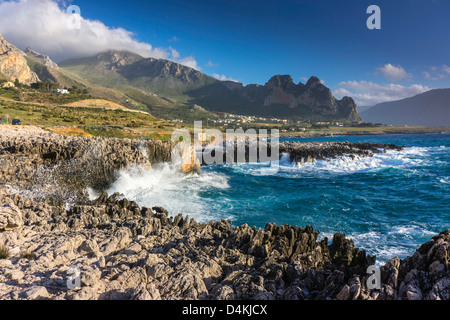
{"left": 31, "top": 81, "right": 58, "bottom": 91}
{"left": 70, "top": 85, "right": 89, "bottom": 95}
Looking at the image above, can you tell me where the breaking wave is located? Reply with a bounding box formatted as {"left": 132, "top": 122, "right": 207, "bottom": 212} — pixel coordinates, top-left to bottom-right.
{"left": 102, "top": 161, "right": 231, "bottom": 222}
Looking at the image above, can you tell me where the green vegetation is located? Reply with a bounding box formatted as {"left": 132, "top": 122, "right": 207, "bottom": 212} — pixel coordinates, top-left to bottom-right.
{"left": 0, "top": 100, "right": 157, "bottom": 126}
{"left": 31, "top": 81, "right": 58, "bottom": 91}
{"left": 146, "top": 103, "right": 219, "bottom": 122}
{"left": 0, "top": 83, "right": 92, "bottom": 105}
{"left": 0, "top": 96, "right": 182, "bottom": 139}
{"left": 0, "top": 87, "right": 20, "bottom": 100}
{"left": 0, "top": 245, "right": 10, "bottom": 259}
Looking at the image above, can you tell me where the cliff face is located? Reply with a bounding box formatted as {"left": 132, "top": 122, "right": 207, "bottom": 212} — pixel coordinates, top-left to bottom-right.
{"left": 0, "top": 34, "right": 39, "bottom": 85}
{"left": 261, "top": 75, "right": 360, "bottom": 121}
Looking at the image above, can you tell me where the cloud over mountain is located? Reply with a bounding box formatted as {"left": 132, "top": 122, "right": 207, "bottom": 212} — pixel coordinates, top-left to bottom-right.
{"left": 213, "top": 73, "right": 238, "bottom": 82}
{"left": 0, "top": 0, "right": 199, "bottom": 69}
{"left": 334, "top": 81, "right": 431, "bottom": 107}
{"left": 377, "top": 64, "right": 412, "bottom": 82}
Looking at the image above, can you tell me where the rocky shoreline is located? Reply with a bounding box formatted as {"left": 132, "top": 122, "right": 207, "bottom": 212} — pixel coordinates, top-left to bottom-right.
{"left": 0, "top": 125, "right": 449, "bottom": 300}
{"left": 0, "top": 188, "right": 449, "bottom": 300}
{"left": 202, "top": 137, "right": 403, "bottom": 165}
{"left": 0, "top": 126, "right": 180, "bottom": 203}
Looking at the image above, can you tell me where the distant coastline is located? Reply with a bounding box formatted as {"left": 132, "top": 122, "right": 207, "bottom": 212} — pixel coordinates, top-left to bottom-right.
{"left": 281, "top": 126, "right": 450, "bottom": 139}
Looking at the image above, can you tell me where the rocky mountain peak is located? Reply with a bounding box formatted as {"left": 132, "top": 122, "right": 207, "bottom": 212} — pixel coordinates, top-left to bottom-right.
{"left": 25, "top": 47, "right": 59, "bottom": 69}
{"left": 266, "top": 75, "right": 296, "bottom": 90}
{"left": 96, "top": 50, "right": 144, "bottom": 70}
{"left": 305, "top": 76, "right": 323, "bottom": 88}
{"left": 121, "top": 57, "right": 207, "bottom": 84}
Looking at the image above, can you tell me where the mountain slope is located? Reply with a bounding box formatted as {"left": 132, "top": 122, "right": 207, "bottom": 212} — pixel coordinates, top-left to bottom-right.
{"left": 24, "top": 54, "right": 86, "bottom": 89}
{"left": 361, "top": 89, "right": 450, "bottom": 126}
{"left": 25, "top": 48, "right": 59, "bottom": 69}
{"left": 60, "top": 51, "right": 360, "bottom": 122}
{"left": 60, "top": 50, "right": 217, "bottom": 102}
{"left": 23, "top": 48, "right": 173, "bottom": 114}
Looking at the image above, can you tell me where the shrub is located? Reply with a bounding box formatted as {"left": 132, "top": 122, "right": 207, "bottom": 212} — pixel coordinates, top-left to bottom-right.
{"left": 0, "top": 245, "right": 10, "bottom": 259}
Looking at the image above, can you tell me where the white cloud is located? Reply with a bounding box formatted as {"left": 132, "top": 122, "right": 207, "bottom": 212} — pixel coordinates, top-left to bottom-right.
{"left": 377, "top": 64, "right": 411, "bottom": 81}
{"left": 334, "top": 80, "right": 431, "bottom": 106}
{"left": 443, "top": 65, "right": 450, "bottom": 75}
{"left": 424, "top": 65, "right": 450, "bottom": 80}
{"left": 300, "top": 76, "right": 325, "bottom": 85}
{"left": 169, "top": 47, "right": 180, "bottom": 59}
{"left": 213, "top": 73, "right": 239, "bottom": 82}
{"left": 176, "top": 56, "right": 201, "bottom": 71}
{"left": 299, "top": 77, "right": 308, "bottom": 83}
{"left": 206, "top": 60, "right": 218, "bottom": 67}
{"left": 0, "top": 0, "right": 199, "bottom": 70}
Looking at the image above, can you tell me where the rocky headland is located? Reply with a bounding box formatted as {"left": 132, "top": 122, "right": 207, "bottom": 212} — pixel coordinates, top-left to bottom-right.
{"left": 0, "top": 126, "right": 183, "bottom": 202}
{"left": 0, "top": 126, "right": 449, "bottom": 300}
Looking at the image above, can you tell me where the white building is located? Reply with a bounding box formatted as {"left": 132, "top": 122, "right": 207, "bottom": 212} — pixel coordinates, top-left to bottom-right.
{"left": 51, "top": 89, "right": 70, "bottom": 94}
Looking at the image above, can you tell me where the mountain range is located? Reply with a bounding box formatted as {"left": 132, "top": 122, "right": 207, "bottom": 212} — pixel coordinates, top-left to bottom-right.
{"left": 1, "top": 33, "right": 361, "bottom": 122}
{"left": 361, "top": 89, "right": 450, "bottom": 127}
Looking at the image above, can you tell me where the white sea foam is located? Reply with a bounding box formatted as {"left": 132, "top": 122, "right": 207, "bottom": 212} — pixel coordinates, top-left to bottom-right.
{"left": 105, "top": 161, "right": 230, "bottom": 222}
{"left": 224, "top": 146, "right": 437, "bottom": 177}
{"left": 185, "top": 146, "right": 438, "bottom": 182}
{"left": 318, "top": 224, "right": 438, "bottom": 266}
{"left": 283, "top": 146, "right": 432, "bottom": 174}
{"left": 388, "top": 225, "right": 438, "bottom": 238}
{"left": 346, "top": 227, "right": 437, "bottom": 266}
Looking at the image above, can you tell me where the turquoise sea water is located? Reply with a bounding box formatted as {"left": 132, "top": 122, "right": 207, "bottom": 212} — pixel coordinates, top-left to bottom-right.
{"left": 107, "top": 133, "right": 450, "bottom": 265}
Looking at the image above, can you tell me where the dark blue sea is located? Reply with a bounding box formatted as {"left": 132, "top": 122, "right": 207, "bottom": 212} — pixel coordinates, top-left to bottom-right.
{"left": 106, "top": 133, "right": 450, "bottom": 265}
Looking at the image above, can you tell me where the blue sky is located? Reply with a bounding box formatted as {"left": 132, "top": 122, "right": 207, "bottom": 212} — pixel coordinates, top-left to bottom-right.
{"left": 0, "top": 0, "right": 449, "bottom": 106}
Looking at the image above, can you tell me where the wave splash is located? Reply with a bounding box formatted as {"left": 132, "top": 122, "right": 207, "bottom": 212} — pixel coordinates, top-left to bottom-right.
{"left": 100, "top": 160, "right": 230, "bottom": 222}
{"left": 226, "top": 146, "right": 438, "bottom": 176}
